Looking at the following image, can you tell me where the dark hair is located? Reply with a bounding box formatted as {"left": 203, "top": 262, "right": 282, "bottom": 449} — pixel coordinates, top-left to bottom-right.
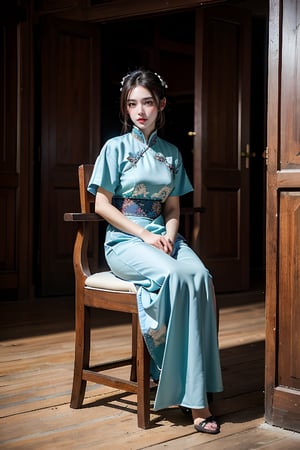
{"left": 119, "top": 68, "right": 167, "bottom": 133}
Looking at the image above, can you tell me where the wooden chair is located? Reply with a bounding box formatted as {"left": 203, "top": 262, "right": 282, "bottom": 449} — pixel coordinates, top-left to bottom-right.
{"left": 64, "top": 164, "right": 151, "bottom": 429}
{"left": 64, "top": 164, "right": 204, "bottom": 429}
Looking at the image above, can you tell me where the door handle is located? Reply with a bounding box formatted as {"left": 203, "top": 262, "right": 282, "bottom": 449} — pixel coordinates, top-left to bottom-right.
{"left": 262, "top": 146, "right": 269, "bottom": 165}
{"left": 241, "top": 144, "right": 256, "bottom": 169}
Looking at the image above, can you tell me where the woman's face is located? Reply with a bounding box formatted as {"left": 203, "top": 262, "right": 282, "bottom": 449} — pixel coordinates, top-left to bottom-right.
{"left": 126, "top": 86, "right": 166, "bottom": 139}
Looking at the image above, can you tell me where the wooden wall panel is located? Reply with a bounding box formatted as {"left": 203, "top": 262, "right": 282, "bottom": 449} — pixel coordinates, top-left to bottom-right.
{"left": 39, "top": 18, "right": 100, "bottom": 296}
{"left": 280, "top": 0, "right": 300, "bottom": 169}
{"left": 204, "top": 17, "right": 239, "bottom": 170}
{"left": 278, "top": 192, "right": 300, "bottom": 389}
{"left": 0, "top": 22, "right": 18, "bottom": 298}
{"left": 0, "top": 190, "right": 16, "bottom": 271}
{"left": 204, "top": 190, "right": 239, "bottom": 258}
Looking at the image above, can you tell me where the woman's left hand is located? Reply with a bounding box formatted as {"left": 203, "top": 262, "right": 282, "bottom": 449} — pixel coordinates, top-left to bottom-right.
{"left": 163, "top": 234, "right": 174, "bottom": 255}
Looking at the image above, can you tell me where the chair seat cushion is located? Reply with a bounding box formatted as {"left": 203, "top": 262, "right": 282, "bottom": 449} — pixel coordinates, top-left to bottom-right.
{"left": 85, "top": 271, "right": 137, "bottom": 293}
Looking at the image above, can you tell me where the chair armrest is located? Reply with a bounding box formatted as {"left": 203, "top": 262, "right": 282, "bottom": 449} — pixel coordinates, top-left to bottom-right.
{"left": 64, "top": 208, "right": 205, "bottom": 222}
{"left": 64, "top": 212, "right": 103, "bottom": 281}
{"left": 64, "top": 212, "right": 103, "bottom": 222}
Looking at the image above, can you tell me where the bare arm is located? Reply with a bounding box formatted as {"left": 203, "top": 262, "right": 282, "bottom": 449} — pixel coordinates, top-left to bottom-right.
{"left": 163, "top": 195, "right": 180, "bottom": 252}
{"left": 95, "top": 187, "right": 173, "bottom": 253}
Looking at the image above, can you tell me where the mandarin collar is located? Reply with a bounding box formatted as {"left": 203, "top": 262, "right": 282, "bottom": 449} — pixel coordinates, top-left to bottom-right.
{"left": 131, "top": 126, "right": 158, "bottom": 147}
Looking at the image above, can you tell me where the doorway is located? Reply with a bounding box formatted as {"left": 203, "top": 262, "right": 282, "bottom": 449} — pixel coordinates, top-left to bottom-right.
{"left": 100, "top": 6, "right": 268, "bottom": 292}
{"left": 36, "top": 2, "right": 268, "bottom": 296}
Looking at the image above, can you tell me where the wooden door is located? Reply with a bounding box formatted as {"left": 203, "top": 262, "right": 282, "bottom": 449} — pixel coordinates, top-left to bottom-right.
{"left": 38, "top": 18, "right": 100, "bottom": 296}
{"left": 193, "top": 7, "right": 251, "bottom": 292}
{"left": 265, "top": 0, "right": 300, "bottom": 432}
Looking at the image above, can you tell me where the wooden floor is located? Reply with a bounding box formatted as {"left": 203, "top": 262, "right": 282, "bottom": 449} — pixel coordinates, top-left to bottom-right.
{"left": 1, "top": 290, "right": 300, "bottom": 449}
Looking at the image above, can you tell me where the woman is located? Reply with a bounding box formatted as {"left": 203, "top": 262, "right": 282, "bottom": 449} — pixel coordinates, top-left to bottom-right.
{"left": 88, "top": 68, "right": 223, "bottom": 434}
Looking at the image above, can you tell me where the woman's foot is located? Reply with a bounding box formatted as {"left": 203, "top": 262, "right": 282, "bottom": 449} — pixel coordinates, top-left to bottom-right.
{"left": 192, "top": 408, "right": 220, "bottom": 434}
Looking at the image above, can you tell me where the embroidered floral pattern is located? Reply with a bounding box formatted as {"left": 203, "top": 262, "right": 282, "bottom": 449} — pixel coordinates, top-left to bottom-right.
{"left": 112, "top": 197, "right": 162, "bottom": 219}
{"left": 132, "top": 183, "right": 149, "bottom": 198}
{"left": 151, "top": 187, "right": 172, "bottom": 202}
{"left": 148, "top": 324, "right": 167, "bottom": 347}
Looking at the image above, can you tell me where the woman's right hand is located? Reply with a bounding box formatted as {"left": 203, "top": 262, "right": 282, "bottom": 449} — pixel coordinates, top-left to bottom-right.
{"left": 140, "top": 229, "right": 173, "bottom": 255}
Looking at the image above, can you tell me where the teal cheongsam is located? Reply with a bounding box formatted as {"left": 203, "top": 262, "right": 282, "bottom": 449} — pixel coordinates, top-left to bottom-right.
{"left": 88, "top": 126, "right": 223, "bottom": 411}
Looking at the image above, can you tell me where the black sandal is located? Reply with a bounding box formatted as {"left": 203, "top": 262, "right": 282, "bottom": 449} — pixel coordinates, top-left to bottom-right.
{"left": 194, "top": 416, "right": 220, "bottom": 434}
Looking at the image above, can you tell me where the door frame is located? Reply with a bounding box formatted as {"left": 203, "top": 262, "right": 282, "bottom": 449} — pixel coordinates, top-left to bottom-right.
{"left": 265, "top": 0, "right": 300, "bottom": 432}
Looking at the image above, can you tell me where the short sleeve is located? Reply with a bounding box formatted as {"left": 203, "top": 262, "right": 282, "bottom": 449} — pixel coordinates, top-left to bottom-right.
{"left": 170, "top": 151, "right": 194, "bottom": 196}
{"left": 87, "top": 141, "right": 120, "bottom": 196}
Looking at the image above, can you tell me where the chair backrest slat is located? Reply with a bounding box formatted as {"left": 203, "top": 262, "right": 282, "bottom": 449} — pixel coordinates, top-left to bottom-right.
{"left": 78, "top": 164, "right": 95, "bottom": 213}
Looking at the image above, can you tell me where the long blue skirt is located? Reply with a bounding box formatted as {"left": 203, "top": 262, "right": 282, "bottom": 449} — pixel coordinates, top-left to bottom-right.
{"left": 104, "top": 215, "right": 223, "bottom": 411}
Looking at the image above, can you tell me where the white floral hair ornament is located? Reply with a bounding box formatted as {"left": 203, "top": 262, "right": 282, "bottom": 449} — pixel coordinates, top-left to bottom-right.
{"left": 120, "top": 74, "right": 130, "bottom": 91}
{"left": 154, "top": 72, "right": 168, "bottom": 89}
{"left": 120, "top": 71, "right": 168, "bottom": 91}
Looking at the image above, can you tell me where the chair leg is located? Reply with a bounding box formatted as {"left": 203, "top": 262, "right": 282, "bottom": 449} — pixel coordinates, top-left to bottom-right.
{"left": 130, "top": 314, "right": 138, "bottom": 382}
{"left": 136, "top": 320, "right": 150, "bottom": 429}
{"left": 70, "top": 303, "right": 91, "bottom": 408}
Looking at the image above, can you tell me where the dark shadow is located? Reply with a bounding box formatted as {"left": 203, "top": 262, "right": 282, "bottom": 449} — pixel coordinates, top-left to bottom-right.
{"left": 0, "top": 297, "right": 131, "bottom": 341}
{"left": 217, "top": 289, "right": 265, "bottom": 309}
{"left": 0, "top": 290, "right": 265, "bottom": 340}
{"left": 78, "top": 340, "right": 264, "bottom": 427}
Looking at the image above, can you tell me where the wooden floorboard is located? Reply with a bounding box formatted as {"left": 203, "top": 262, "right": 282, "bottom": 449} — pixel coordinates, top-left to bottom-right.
{"left": 1, "top": 290, "right": 299, "bottom": 449}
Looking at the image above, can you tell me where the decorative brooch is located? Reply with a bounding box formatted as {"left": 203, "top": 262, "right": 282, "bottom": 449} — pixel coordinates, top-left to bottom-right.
{"left": 127, "top": 145, "right": 150, "bottom": 165}
{"left": 154, "top": 153, "right": 174, "bottom": 172}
